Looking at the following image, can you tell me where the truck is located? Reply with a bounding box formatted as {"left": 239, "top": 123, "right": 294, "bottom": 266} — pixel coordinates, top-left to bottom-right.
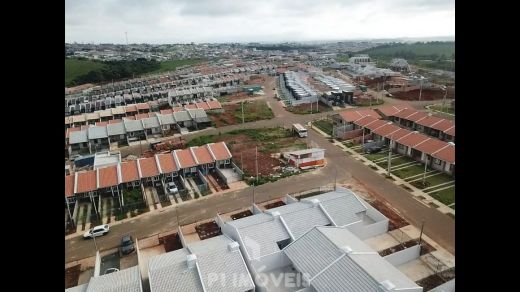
{"left": 292, "top": 123, "right": 308, "bottom": 138}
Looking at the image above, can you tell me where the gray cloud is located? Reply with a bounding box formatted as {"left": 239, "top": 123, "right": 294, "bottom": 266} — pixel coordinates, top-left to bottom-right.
{"left": 66, "top": 0, "right": 454, "bottom": 43}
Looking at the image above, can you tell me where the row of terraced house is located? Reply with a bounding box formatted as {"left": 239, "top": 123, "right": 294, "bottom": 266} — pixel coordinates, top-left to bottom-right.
{"left": 333, "top": 105, "right": 455, "bottom": 176}
{"left": 65, "top": 106, "right": 216, "bottom": 156}
{"left": 64, "top": 142, "right": 236, "bottom": 223}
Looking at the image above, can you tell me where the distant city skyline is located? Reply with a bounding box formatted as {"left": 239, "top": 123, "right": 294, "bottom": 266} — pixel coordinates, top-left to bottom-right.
{"left": 66, "top": 0, "right": 455, "bottom": 44}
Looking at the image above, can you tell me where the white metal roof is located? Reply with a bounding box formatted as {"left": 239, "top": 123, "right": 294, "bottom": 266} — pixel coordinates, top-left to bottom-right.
{"left": 86, "top": 266, "right": 142, "bottom": 292}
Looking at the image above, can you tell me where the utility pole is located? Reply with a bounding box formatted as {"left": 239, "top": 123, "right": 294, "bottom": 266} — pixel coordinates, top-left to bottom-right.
{"left": 387, "top": 134, "right": 393, "bottom": 175}
{"left": 92, "top": 234, "right": 98, "bottom": 251}
{"left": 255, "top": 146, "right": 259, "bottom": 183}
{"left": 241, "top": 101, "right": 245, "bottom": 124}
{"left": 422, "top": 155, "right": 429, "bottom": 186}
{"left": 334, "top": 168, "right": 337, "bottom": 190}
{"left": 252, "top": 184, "right": 256, "bottom": 204}
{"left": 442, "top": 85, "right": 448, "bottom": 113}
{"left": 418, "top": 77, "right": 423, "bottom": 102}
{"left": 419, "top": 220, "right": 425, "bottom": 245}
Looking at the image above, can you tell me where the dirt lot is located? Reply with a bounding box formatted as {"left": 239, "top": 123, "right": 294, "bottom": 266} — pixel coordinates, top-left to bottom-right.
{"left": 195, "top": 221, "right": 222, "bottom": 240}
{"left": 159, "top": 233, "right": 183, "bottom": 252}
{"left": 209, "top": 104, "right": 239, "bottom": 127}
{"left": 65, "top": 264, "right": 81, "bottom": 288}
{"left": 369, "top": 199, "right": 409, "bottom": 230}
{"left": 391, "top": 87, "right": 455, "bottom": 101}
{"left": 264, "top": 201, "right": 286, "bottom": 209}
{"left": 231, "top": 210, "right": 253, "bottom": 220}
{"left": 287, "top": 102, "right": 332, "bottom": 114}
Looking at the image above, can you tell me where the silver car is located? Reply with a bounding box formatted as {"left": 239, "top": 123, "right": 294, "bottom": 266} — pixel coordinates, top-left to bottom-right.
{"left": 83, "top": 224, "right": 110, "bottom": 239}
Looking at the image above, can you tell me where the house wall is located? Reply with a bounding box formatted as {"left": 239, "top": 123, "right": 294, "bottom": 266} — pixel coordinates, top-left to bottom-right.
{"left": 396, "top": 143, "right": 408, "bottom": 155}
{"left": 346, "top": 217, "right": 389, "bottom": 240}
{"left": 431, "top": 158, "right": 445, "bottom": 172}
{"left": 384, "top": 245, "right": 421, "bottom": 267}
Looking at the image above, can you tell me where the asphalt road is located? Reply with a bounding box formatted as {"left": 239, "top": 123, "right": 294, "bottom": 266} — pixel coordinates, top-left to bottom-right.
{"left": 65, "top": 77, "right": 454, "bottom": 262}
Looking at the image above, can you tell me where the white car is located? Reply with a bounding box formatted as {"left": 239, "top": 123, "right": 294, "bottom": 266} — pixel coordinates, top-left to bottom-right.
{"left": 166, "top": 182, "right": 178, "bottom": 194}
{"left": 83, "top": 224, "right": 110, "bottom": 239}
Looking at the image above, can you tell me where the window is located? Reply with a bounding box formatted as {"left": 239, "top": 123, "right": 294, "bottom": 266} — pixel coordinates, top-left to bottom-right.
{"left": 398, "top": 144, "right": 405, "bottom": 150}
{"left": 191, "top": 167, "right": 197, "bottom": 172}
{"left": 225, "top": 159, "right": 230, "bottom": 164}
{"left": 433, "top": 158, "right": 442, "bottom": 165}
{"left": 152, "top": 176, "right": 160, "bottom": 181}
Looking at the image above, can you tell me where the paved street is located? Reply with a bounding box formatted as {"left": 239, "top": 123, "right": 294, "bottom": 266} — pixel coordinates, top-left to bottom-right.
{"left": 66, "top": 77, "right": 454, "bottom": 262}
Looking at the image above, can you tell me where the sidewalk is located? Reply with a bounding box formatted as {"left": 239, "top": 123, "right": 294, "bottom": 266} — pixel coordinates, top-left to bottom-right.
{"left": 312, "top": 125, "right": 455, "bottom": 217}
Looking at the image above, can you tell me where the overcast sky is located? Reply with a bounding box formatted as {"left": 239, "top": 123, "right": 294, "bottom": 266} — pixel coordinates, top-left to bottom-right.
{"left": 65, "top": 0, "right": 454, "bottom": 44}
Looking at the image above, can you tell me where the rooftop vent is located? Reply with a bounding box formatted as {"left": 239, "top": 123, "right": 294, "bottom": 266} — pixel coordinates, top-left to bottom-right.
{"left": 448, "top": 142, "right": 455, "bottom": 146}
{"left": 340, "top": 245, "right": 353, "bottom": 254}
{"left": 301, "top": 273, "right": 311, "bottom": 287}
{"left": 379, "top": 280, "right": 396, "bottom": 291}
{"left": 228, "top": 241, "right": 240, "bottom": 252}
{"left": 186, "top": 254, "right": 197, "bottom": 269}
{"left": 308, "top": 198, "right": 320, "bottom": 207}
{"left": 269, "top": 211, "right": 281, "bottom": 218}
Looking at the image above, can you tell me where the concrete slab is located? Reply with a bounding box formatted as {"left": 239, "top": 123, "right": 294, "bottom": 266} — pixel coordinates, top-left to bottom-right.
{"left": 397, "top": 258, "right": 435, "bottom": 282}
{"left": 399, "top": 225, "right": 455, "bottom": 268}
{"left": 120, "top": 252, "right": 138, "bottom": 269}
{"left": 363, "top": 233, "right": 400, "bottom": 252}
{"left": 77, "top": 268, "right": 94, "bottom": 285}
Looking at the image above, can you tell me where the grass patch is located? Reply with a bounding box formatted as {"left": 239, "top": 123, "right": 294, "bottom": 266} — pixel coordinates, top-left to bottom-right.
{"left": 343, "top": 141, "right": 355, "bottom": 147}
{"left": 187, "top": 135, "right": 215, "bottom": 147}
{"left": 376, "top": 155, "right": 414, "bottom": 168}
{"left": 384, "top": 174, "right": 395, "bottom": 181}
{"left": 232, "top": 100, "right": 274, "bottom": 122}
{"left": 430, "top": 104, "right": 455, "bottom": 115}
{"left": 65, "top": 58, "right": 106, "bottom": 86}
{"left": 216, "top": 96, "right": 229, "bottom": 103}
{"left": 313, "top": 120, "right": 333, "bottom": 135}
{"left": 429, "top": 186, "right": 455, "bottom": 206}
{"left": 393, "top": 164, "right": 432, "bottom": 179}
{"left": 428, "top": 202, "right": 439, "bottom": 208}
{"left": 365, "top": 152, "right": 388, "bottom": 162}
{"left": 149, "top": 58, "right": 206, "bottom": 74}
{"left": 369, "top": 165, "right": 379, "bottom": 170}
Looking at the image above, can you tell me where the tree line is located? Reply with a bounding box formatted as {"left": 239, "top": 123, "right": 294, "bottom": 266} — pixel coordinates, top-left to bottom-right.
{"left": 69, "top": 58, "right": 161, "bottom": 86}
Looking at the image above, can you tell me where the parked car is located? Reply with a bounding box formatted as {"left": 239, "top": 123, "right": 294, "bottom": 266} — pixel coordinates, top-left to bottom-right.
{"left": 83, "top": 224, "right": 110, "bottom": 239}
{"left": 166, "top": 182, "right": 179, "bottom": 194}
{"left": 119, "top": 235, "right": 135, "bottom": 256}
{"left": 104, "top": 268, "right": 119, "bottom": 275}
{"left": 364, "top": 145, "right": 384, "bottom": 154}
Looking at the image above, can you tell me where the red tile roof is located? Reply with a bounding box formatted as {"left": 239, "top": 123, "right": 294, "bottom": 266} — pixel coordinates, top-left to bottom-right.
{"left": 125, "top": 105, "right": 138, "bottom": 113}
{"left": 444, "top": 126, "right": 455, "bottom": 136}
{"left": 135, "top": 113, "right": 149, "bottom": 120}
{"left": 109, "top": 119, "right": 122, "bottom": 124}
{"left": 95, "top": 121, "right": 108, "bottom": 127}
{"left": 208, "top": 142, "right": 232, "bottom": 161}
{"left": 376, "top": 105, "right": 409, "bottom": 117}
{"left": 174, "top": 149, "right": 197, "bottom": 168}
{"left": 197, "top": 102, "right": 211, "bottom": 110}
{"left": 66, "top": 127, "right": 80, "bottom": 139}
{"left": 157, "top": 153, "right": 178, "bottom": 173}
{"left": 160, "top": 109, "right": 174, "bottom": 115}
{"left": 363, "top": 119, "right": 390, "bottom": 131}
{"left": 432, "top": 144, "right": 455, "bottom": 164}
{"left": 339, "top": 109, "right": 381, "bottom": 122}
{"left": 395, "top": 132, "right": 429, "bottom": 148}
{"left": 136, "top": 103, "right": 150, "bottom": 110}
{"left": 125, "top": 116, "right": 136, "bottom": 120}
{"left": 416, "top": 116, "right": 455, "bottom": 136}
{"left": 65, "top": 175, "right": 74, "bottom": 197}
{"left": 413, "top": 137, "right": 446, "bottom": 154}
{"left": 371, "top": 123, "right": 402, "bottom": 137}
{"left": 120, "top": 160, "right": 140, "bottom": 182}
{"left": 138, "top": 157, "right": 160, "bottom": 178}
{"left": 354, "top": 116, "right": 381, "bottom": 127}
{"left": 76, "top": 171, "right": 97, "bottom": 193}
{"left": 193, "top": 146, "right": 215, "bottom": 164}
{"left": 392, "top": 109, "right": 429, "bottom": 122}
{"left": 185, "top": 104, "right": 198, "bottom": 110}
{"left": 97, "top": 165, "right": 119, "bottom": 188}
{"left": 207, "top": 100, "right": 222, "bottom": 109}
